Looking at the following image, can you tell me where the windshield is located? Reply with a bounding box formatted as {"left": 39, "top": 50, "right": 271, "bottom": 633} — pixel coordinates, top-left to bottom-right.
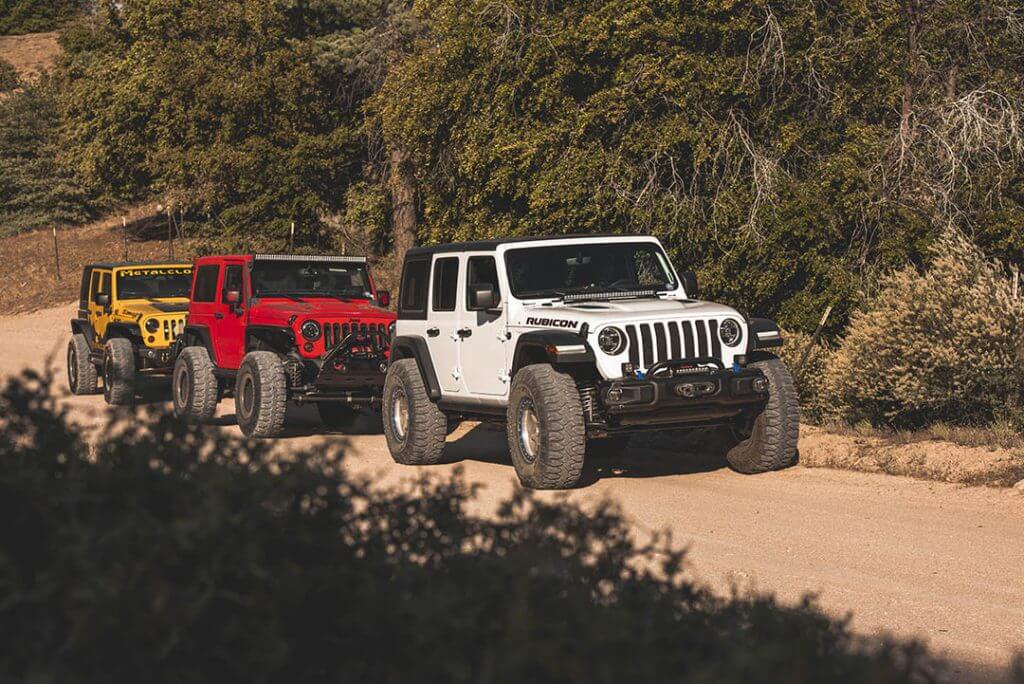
{"left": 505, "top": 242, "right": 677, "bottom": 299}
{"left": 116, "top": 267, "right": 192, "bottom": 299}
{"left": 250, "top": 260, "right": 372, "bottom": 299}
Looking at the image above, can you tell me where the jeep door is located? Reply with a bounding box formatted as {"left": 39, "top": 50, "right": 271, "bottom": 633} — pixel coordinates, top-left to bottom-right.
{"left": 459, "top": 254, "right": 509, "bottom": 397}
{"left": 216, "top": 261, "right": 248, "bottom": 369}
{"left": 427, "top": 255, "right": 463, "bottom": 395}
{"left": 88, "top": 269, "right": 112, "bottom": 342}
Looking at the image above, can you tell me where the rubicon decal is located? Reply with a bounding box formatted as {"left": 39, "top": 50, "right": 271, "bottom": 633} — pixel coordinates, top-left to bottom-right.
{"left": 526, "top": 317, "right": 579, "bottom": 329}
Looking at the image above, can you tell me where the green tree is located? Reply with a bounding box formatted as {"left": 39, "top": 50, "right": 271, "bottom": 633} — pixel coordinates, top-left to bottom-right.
{"left": 376, "top": 0, "right": 1024, "bottom": 331}
{"left": 60, "top": 0, "right": 360, "bottom": 249}
{"left": 0, "top": 78, "right": 95, "bottom": 235}
{"left": 0, "top": 58, "right": 19, "bottom": 92}
{"left": 0, "top": 0, "right": 81, "bottom": 34}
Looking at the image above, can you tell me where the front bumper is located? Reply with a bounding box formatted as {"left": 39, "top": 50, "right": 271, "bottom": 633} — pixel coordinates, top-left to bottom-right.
{"left": 289, "top": 333, "right": 389, "bottom": 403}
{"left": 135, "top": 346, "right": 175, "bottom": 371}
{"left": 597, "top": 366, "right": 768, "bottom": 429}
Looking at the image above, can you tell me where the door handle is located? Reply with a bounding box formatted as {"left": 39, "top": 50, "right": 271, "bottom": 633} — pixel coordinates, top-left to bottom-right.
{"left": 457, "top": 327, "right": 472, "bottom": 339}
{"left": 426, "top": 327, "right": 440, "bottom": 337}
{"left": 214, "top": 313, "right": 224, "bottom": 320}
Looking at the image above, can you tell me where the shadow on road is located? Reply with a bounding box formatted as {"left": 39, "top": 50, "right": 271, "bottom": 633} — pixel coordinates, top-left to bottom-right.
{"left": 441, "top": 423, "right": 730, "bottom": 488}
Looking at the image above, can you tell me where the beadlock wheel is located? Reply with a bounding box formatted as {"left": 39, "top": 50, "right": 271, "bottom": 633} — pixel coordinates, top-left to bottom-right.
{"left": 517, "top": 398, "right": 540, "bottom": 463}
{"left": 390, "top": 387, "right": 409, "bottom": 442}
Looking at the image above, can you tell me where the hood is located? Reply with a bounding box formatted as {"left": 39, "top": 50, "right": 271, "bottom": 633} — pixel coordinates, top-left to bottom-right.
{"left": 514, "top": 297, "right": 740, "bottom": 328}
{"left": 113, "top": 298, "right": 190, "bottom": 319}
{"left": 249, "top": 296, "right": 395, "bottom": 325}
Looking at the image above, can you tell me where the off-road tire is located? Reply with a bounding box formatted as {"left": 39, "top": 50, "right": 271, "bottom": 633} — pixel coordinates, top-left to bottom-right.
{"left": 67, "top": 333, "right": 98, "bottom": 395}
{"left": 235, "top": 351, "right": 287, "bottom": 439}
{"left": 507, "top": 364, "right": 586, "bottom": 489}
{"left": 383, "top": 359, "right": 446, "bottom": 465}
{"left": 724, "top": 356, "right": 800, "bottom": 473}
{"left": 102, "top": 338, "right": 135, "bottom": 405}
{"left": 317, "top": 402, "right": 360, "bottom": 429}
{"left": 173, "top": 346, "right": 219, "bottom": 422}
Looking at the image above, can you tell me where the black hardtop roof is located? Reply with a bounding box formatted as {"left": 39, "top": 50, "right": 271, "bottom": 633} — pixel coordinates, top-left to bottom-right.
{"left": 405, "top": 233, "right": 652, "bottom": 258}
{"left": 84, "top": 261, "right": 191, "bottom": 270}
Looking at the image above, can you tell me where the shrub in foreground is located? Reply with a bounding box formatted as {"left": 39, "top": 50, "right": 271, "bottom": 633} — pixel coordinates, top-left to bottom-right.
{"left": 821, "top": 230, "right": 1024, "bottom": 429}
{"left": 0, "top": 370, "right": 942, "bottom": 682}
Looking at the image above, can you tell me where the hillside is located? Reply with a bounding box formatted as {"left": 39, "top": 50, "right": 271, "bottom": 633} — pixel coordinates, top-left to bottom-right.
{"left": 0, "top": 206, "right": 195, "bottom": 315}
{"left": 0, "top": 31, "right": 59, "bottom": 82}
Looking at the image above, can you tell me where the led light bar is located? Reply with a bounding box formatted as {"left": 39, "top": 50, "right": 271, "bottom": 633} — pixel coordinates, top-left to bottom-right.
{"left": 252, "top": 254, "right": 367, "bottom": 263}
{"left": 562, "top": 289, "right": 658, "bottom": 302}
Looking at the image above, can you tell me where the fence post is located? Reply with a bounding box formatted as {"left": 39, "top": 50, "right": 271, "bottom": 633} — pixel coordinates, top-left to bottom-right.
{"left": 122, "top": 216, "right": 128, "bottom": 260}
{"left": 290, "top": 221, "right": 295, "bottom": 253}
{"left": 167, "top": 208, "right": 173, "bottom": 260}
{"left": 52, "top": 226, "right": 60, "bottom": 281}
{"left": 794, "top": 304, "right": 832, "bottom": 379}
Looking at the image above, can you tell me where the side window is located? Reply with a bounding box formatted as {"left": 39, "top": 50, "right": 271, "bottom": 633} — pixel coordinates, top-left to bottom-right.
{"left": 466, "top": 256, "right": 500, "bottom": 309}
{"left": 193, "top": 264, "right": 220, "bottom": 303}
{"left": 431, "top": 257, "right": 459, "bottom": 312}
{"left": 399, "top": 258, "right": 429, "bottom": 316}
{"left": 90, "top": 271, "right": 101, "bottom": 301}
{"left": 221, "top": 264, "right": 244, "bottom": 302}
{"left": 80, "top": 268, "right": 93, "bottom": 307}
{"left": 98, "top": 272, "right": 110, "bottom": 296}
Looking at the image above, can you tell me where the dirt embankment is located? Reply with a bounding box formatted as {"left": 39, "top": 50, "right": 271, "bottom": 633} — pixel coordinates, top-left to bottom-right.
{"left": 0, "top": 31, "right": 60, "bottom": 82}
{"left": 800, "top": 425, "right": 1024, "bottom": 488}
{"left": 0, "top": 207, "right": 195, "bottom": 315}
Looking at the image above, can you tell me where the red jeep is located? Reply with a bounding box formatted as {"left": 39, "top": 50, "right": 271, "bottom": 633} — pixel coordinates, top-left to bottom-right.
{"left": 171, "top": 253, "right": 395, "bottom": 437}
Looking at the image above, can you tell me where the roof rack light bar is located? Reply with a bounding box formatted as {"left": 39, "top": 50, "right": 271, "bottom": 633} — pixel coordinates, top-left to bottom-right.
{"left": 252, "top": 254, "right": 367, "bottom": 263}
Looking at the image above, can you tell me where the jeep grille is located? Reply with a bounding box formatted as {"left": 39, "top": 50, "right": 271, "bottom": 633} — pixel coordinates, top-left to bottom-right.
{"left": 162, "top": 318, "right": 186, "bottom": 341}
{"left": 624, "top": 320, "right": 723, "bottom": 370}
{"left": 322, "top": 322, "right": 390, "bottom": 350}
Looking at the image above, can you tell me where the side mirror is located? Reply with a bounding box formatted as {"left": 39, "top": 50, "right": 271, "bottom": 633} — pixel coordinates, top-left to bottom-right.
{"left": 95, "top": 293, "right": 110, "bottom": 307}
{"left": 377, "top": 290, "right": 391, "bottom": 308}
{"left": 680, "top": 271, "right": 698, "bottom": 299}
{"left": 225, "top": 290, "right": 240, "bottom": 304}
{"left": 469, "top": 285, "right": 501, "bottom": 312}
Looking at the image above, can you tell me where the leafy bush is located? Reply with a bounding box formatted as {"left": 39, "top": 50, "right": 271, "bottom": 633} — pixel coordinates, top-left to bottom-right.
{"left": 820, "top": 230, "right": 1024, "bottom": 428}
{"left": 0, "top": 369, "right": 943, "bottom": 682}
{"left": 0, "top": 58, "right": 19, "bottom": 93}
{"left": 776, "top": 329, "right": 832, "bottom": 422}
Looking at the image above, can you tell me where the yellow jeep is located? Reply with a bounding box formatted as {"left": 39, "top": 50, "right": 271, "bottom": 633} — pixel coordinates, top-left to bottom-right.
{"left": 67, "top": 262, "right": 192, "bottom": 404}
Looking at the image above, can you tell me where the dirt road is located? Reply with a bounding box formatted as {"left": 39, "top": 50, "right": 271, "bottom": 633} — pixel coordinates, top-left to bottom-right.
{"left": 3, "top": 303, "right": 1023, "bottom": 681}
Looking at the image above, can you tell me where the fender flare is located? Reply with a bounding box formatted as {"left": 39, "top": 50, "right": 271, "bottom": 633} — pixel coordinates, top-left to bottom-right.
{"left": 746, "top": 317, "right": 783, "bottom": 352}
{"left": 104, "top": 322, "right": 141, "bottom": 344}
{"left": 511, "top": 330, "right": 595, "bottom": 376}
{"left": 180, "top": 324, "right": 216, "bottom": 360}
{"left": 70, "top": 318, "right": 97, "bottom": 348}
{"left": 246, "top": 325, "right": 296, "bottom": 355}
{"left": 389, "top": 335, "right": 441, "bottom": 401}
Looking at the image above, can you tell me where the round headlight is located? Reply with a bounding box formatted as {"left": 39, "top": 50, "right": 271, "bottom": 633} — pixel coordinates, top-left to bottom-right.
{"left": 145, "top": 318, "right": 159, "bottom": 333}
{"left": 301, "top": 320, "right": 322, "bottom": 341}
{"left": 719, "top": 318, "right": 742, "bottom": 347}
{"left": 597, "top": 327, "right": 627, "bottom": 355}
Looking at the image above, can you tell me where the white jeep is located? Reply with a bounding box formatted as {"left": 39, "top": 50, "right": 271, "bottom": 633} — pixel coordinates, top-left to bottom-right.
{"left": 384, "top": 235, "right": 799, "bottom": 489}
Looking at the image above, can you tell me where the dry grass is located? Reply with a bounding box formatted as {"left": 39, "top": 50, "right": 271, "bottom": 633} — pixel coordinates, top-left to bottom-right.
{"left": 0, "top": 206, "right": 196, "bottom": 316}
{"left": 0, "top": 32, "right": 60, "bottom": 83}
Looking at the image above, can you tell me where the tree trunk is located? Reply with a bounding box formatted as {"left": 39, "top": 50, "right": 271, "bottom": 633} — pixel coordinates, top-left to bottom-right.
{"left": 900, "top": 0, "right": 921, "bottom": 139}
{"left": 389, "top": 146, "right": 417, "bottom": 264}
{"left": 945, "top": 63, "right": 958, "bottom": 102}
